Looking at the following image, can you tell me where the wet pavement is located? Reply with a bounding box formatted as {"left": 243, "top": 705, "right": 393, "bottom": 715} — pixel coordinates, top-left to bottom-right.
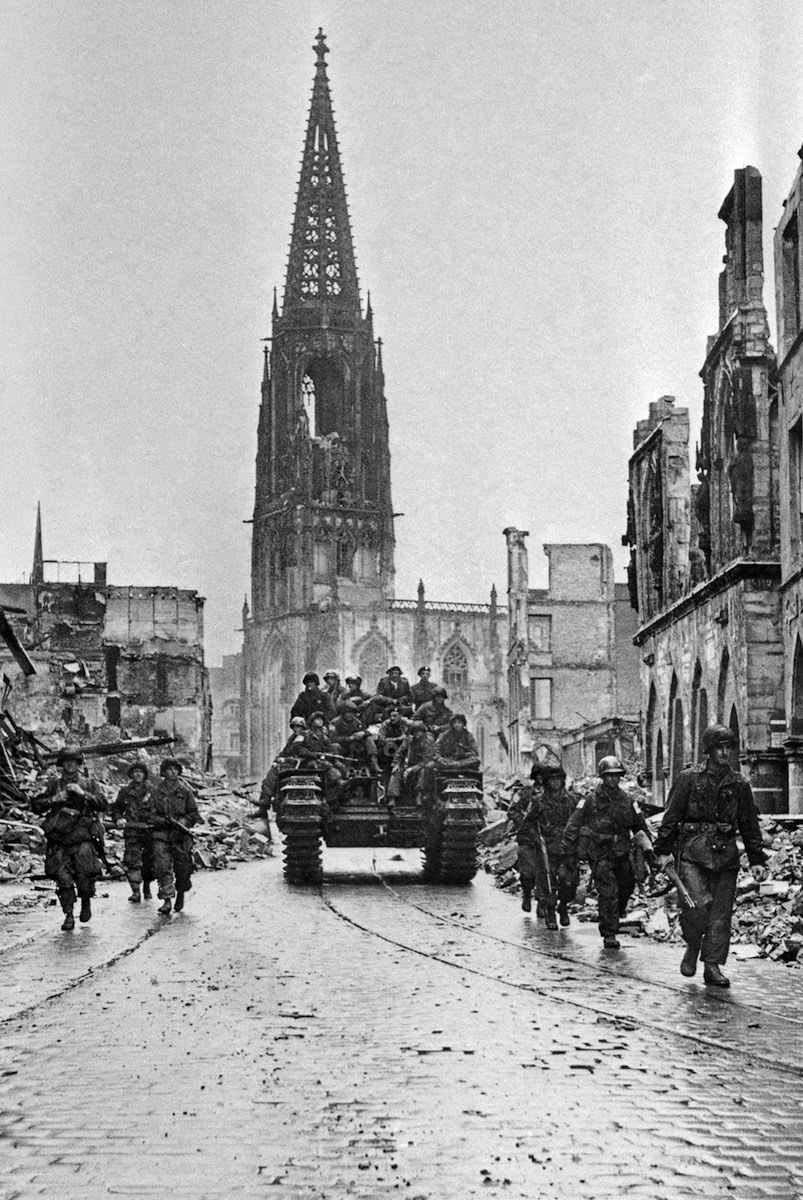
{"left": 1, "top": 848, "right": 803, "bottom": 1198}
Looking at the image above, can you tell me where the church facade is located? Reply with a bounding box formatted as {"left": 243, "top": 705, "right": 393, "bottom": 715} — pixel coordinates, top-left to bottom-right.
{"left": 241, "top": 32, "right": 506, "bottom": 778}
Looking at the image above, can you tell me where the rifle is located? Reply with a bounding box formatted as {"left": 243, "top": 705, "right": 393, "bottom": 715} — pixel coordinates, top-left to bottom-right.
{"left": 165, "top": 814, "right": 193, "bottom": 838}
{"left": 661, "top": 861, "right": 696, "bottom": 909}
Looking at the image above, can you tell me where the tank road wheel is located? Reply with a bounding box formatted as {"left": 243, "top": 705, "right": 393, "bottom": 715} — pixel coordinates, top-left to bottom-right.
{"left": 278, "top": 778, "right": 324, "bottom": 886}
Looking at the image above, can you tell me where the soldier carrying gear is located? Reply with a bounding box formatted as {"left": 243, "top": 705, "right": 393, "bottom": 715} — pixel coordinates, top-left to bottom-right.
{"left": 411, "top": 666, "right": 440, "bottom": 709}
{"left": 414, "top": 689, "right": 454, "bottom": 740}
{"left": 374, "top": 666, "right": 414, "bottom": 715}
{"left": 257, "top": 718, "right": 307, "bottom": 821}
{"left": 322, "top": 670, "right": 346, "bottom": 707}
{"left": 389, "top": 721, "right": 436, "bottom": 806}
{"left": 376, "top": 710, "right": 408, "bottom": 785}
{"left": 336, "top": 676, "right": 371, "bottom": 714}
{"left": 654, "top": 723, "right": 767, "bottom": 988}
{"left": 151, "top": 758, "right": 200, "bottom": 917}
{"left": 434, "top": 714, "right": 480, "bottom": 771}
{"left": 331, "top": 703, "right": 380, "bottom": 775}
{"left": 110, "top": 761, "right": 156, "bottom": 903}
{"left": 30, "top": 746, "right": 108, "bottom": 931}
{"left": 290, "top": 673, "right": 336, "bottom": 724}
{"left": 560, "top": 756, "right": 653, "bottom": 949}
{"left": 295, "top": 712, "right": 346, "bottom": 802}
{"left": 510, "top": 763, "right": 576, "bottom": 927}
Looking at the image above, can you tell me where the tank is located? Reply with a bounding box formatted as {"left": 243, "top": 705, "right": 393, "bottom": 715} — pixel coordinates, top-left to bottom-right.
{"left": 276, "top": 762, "right": 484, "bottom": 886}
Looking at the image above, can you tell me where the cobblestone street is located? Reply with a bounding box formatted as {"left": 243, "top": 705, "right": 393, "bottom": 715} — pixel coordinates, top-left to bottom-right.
{"left": 2, "top": 851, "right": 803, "bottom": 1199}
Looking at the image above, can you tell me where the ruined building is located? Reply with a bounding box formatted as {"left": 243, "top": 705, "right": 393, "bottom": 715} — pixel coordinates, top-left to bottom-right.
{"left": 776, "top": 147, "right": 803, "bottom": 812}
{"left": 625, "top": 167, "right": 785, "bottom": 810}
{"left": 504, "top": 531, "right": 640, "bottom": 777}
{"left": 0, "top": 507, "right": 211, "bottom": 762}
{"left": 241, "top": 32, "right": 505, "bottom": 777}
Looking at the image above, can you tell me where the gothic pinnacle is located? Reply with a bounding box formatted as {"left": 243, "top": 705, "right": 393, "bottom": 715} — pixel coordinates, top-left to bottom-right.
{"left": 314, "top": 28, "right": 329, "bottom": 68}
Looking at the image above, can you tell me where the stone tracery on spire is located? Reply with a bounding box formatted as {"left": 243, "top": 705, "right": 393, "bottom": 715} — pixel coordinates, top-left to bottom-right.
{"left": 283, "top": 29, "right": 360, "bottom": 316}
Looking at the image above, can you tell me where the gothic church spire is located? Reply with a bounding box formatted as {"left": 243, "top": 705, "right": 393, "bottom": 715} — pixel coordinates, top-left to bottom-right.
{"left": 282, "top": 29, "right": 361, "bottom": 318}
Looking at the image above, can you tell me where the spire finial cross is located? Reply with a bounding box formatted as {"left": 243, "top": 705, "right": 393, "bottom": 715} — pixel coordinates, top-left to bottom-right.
{"left": 314, "top": 28, "right": 329, "bottom": 67}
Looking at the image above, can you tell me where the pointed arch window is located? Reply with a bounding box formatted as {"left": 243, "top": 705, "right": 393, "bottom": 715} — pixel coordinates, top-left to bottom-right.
{"left": 358, "top": 640, "right": 387, "bottom": 694}
{"left": 302, "top": 374, "right": 317, "bottom": 437}
{"left": 443, "top": 643, "right": 469, "bottom": 689}
{"left": 336, "top": 538, "right": 354, "bottom": 579}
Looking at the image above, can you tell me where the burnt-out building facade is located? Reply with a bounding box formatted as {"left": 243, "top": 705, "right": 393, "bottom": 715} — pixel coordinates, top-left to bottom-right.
{"left": 504, "top": 530, "right": 641, "bottom": 778}
{"left": 775, "top": 147, "right": 803, "bottom": 812}
{"left": 0, "top": 509, "right": 211, "bottom": 762}
{"left": 625, "top": 167, "right": 785, "bottom": 811}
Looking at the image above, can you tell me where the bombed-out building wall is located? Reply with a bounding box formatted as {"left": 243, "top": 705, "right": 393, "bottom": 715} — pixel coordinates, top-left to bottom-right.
{"left": 504, "top": 530, "right": 641, "bottom": 778}
{"left": 625, "top": 167, "right": 785, "bottom": 812}
{"left": 0, "top": 516, "right": 211, "bottom": 763}
{"left": 776, "top": 147, "right": 803, "bottom": 812}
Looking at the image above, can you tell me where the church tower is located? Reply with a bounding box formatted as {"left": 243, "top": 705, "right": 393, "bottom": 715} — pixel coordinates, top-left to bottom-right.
{"left": 245, "top": 31, "right": 396, "bottom": 773}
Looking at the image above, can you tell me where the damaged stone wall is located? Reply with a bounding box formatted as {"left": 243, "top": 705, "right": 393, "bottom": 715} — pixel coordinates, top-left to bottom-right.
{"left": 0, "top": 577, "right": 210, "bottom": 765}
{"left": 503, "top": 532, "right": 640, "bottom": 771}
{"left": 775, "top": 147, "right": 803, "bottom": 811}
{"left": 626, "top": 166, "right": 784, "bottom": 810}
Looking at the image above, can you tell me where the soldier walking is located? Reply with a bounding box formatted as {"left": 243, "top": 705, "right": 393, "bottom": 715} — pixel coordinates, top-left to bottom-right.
{"left": 151, "top": 758, "right": 200, "bottom": 917}
{"left": 654, "top": 724, "right": 767, "bottom": 987}
{"left": 560, "top": 756, "right": 653, "bottom": 949}
{"left": 110, "top": 762, "right": 156, "bottom": 903}
{"left": 31, "top": 746, "right": 108, "bottom": 930}
{"left": 510, "top": 764, "right": 576, "bottom": 928}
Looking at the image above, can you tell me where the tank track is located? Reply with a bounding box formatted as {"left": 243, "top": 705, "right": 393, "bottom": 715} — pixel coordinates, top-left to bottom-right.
{"left": 438, "top": 822, "right": 479, "bottom": 884}
{"left": 282, "top": 821, "right": 323, "bottom": 885}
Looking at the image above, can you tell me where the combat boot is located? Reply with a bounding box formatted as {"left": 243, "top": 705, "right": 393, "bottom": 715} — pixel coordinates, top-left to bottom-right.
{"left": 703, "top": 963, "right": 730, "bottom": 988}
{"left": 158, "top": 899, "right": 172, "bottom": 916}
{"left": 535, "top": 899, "right": 546, "bottom": 918}
{"left": 173, "top": 891, "right": 185, "bottom": 912}
{"left": 128, "top": 884, "right": 142, "bottom": 904}
{"left": 545, "top": 911, "right": 558, "bottom": 931}
{"left": 603, "top": 935, "right": 620, "bottom": 949}
{"left": 521, "top": 890, "right": 532, "bottom": 913}
{"left": 61, "top": 909, "right": 75, "bottom": 931}
{"left": 680, "top": 944, "right": 699, "bottom": 977}
{"left": 558, "top": 901, "right": 570, "bottom": 927}
{"left": 142, "top": 884, "right": 152, "bottom": 899}
{"left": 79, "top": 898, "right": 92, "bottom": 923}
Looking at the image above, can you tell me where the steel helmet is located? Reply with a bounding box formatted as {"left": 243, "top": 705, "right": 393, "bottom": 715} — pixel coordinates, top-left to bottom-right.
{"left": 598, "top": 756, "right": 626, "bottom": 777}
{"left": 702, "top": 724, "right": 737, "bottom": 753}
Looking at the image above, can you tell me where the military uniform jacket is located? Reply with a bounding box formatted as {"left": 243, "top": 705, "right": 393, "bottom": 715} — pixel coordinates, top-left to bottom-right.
{"left": 110, "top": 782, "right": 155, "bottom": 837}
{"left": 393, "top": 732, "right": 436, "bottom": 771}
{"left": 434, "top": 728, "right": 479, "bottom": 766}
{"left": 410, "top": 680, "right": 440, "bottom": 708}
{"left": 561, "top": 785, "right": 650, "bottom": 865}
{"left": 289, "top": 688, "right": 336, "bottom": 724}
{"left": 33, "top": 774, "right": 107, "bottom": 846}
{"left": 511, "top": 786, "right": 576, "bottom": 855}
{"left": 414, "top": 701, "right": 454, "bottom": 736}
{"left": 376, "top": 720, "right": 406, "bottom": 756}
{"left": 151, "top": 779, "right": 200, "bottom": 839}
{"left": 653, "top": 763, "right": 766, "bottom": 871}
{"left": 296, "top": 728, "right": 337, "bottom": 763}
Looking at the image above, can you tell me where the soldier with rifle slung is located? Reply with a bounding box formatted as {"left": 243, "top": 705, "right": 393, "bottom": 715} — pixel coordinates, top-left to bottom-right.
{"left": 654, "top": 724, "right": 767, "bottom": 988}
{"left": 30, "top": 746, "right": 108, "bottom": 930}
{"left": 295, "top": 711, "right": 346, "bottom": 802}
{"left": 151, "top": 758, "right": 200, "bottom": 916}
{"left": 110, "top": 761, "right": 156, "bottom": 903}
{"left": 560, "top": 756, "right": 654, "bottom": 950}
{"left": 510, "top": 763, "right": 576, "bottom": 928}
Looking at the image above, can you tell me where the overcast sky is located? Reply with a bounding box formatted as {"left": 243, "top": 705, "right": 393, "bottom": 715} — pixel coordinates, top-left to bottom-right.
{"left": 1, "top": 1, "right": 802, "bottom": 662}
